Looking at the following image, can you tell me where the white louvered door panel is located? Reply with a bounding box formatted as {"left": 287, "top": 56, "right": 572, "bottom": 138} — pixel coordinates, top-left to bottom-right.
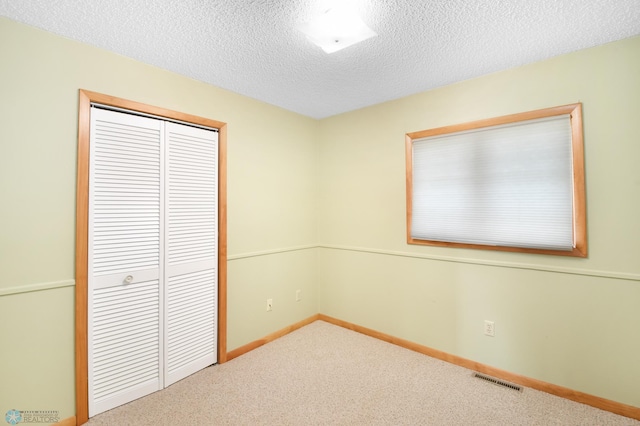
{"left": 88, "top": 108, "right": 163, "bottom": 416}
{"left": 165, "top": 122, "right": 218, "bottom": 386}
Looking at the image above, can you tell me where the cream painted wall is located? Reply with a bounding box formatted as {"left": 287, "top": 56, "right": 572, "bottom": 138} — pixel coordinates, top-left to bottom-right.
{"left": 0, "top": 287, "right": 75, "bottom": 424}
{"left": 318, "top": 35, "right": 640, "bottom": 407}
{"left": 0, "top": 17, "right": 319, "bottom": 422}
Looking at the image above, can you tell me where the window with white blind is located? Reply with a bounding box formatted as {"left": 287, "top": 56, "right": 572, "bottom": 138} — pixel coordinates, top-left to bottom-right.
{"left": 405, "top": 103, "right": 586, "bottom": 257}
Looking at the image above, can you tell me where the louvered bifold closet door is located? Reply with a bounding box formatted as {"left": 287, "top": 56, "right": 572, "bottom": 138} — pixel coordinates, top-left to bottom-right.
{"left": 164, "top": 122, "right": 218, "bottom": 386}
{"left": 88, "top": 108, "right": 163, "bottom": 416}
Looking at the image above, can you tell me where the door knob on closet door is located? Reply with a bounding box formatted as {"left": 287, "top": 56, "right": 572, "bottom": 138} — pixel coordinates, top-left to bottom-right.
{"left": 123, "top": 275, "right": 134, "bottom": 284}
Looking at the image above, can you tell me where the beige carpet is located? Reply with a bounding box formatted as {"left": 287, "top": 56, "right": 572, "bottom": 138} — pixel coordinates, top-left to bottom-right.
{"left": 87, "top": 320, "right": 639, "bottom": 425}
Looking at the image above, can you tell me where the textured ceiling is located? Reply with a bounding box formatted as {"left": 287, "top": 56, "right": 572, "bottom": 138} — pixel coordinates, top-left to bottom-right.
{"left": 2, "top": 0, "right": 640, "bottom": 118}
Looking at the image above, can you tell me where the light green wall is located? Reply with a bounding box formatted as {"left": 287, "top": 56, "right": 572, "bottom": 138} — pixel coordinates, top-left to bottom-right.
{"left": 0, "top": 287, "right": 75, "bottom": 424}
{"left": 228, "top": 249, "right": 318, "bottom": 350}
{"left": 318, "top": 35, "right": 640, "bottom": 407}
{"left": 0, "top": 17, "right": 319, "bottom": 422}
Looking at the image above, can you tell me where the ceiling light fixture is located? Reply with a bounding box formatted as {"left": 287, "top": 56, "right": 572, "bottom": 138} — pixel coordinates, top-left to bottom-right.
{"left": 298, "top": 4, "right": 377, "bottom": 54}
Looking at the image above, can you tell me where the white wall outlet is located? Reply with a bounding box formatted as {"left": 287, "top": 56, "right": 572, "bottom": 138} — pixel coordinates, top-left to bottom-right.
{"left": 266, "top": 298, "right": 273, "bottom": 312}
{"left": 484, "top": 320, "right": 495, "bottom": 337}
{"left": 296, "top": 289, "right": 302, "bottom": 302}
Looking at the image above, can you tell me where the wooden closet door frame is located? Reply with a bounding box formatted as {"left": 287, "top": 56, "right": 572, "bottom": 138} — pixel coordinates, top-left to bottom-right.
{"left": 75, "top": 90, "right": 228, "bottom": 425}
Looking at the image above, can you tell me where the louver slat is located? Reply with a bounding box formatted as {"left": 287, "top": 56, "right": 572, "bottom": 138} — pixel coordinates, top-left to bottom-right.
{"left": 166, "top": 126, "right": 217, "bottom": 266}
{"left": 166, "top": 269, "right": 216, "bottom": 384}
{"left": 165, "top": 123, "right": 218, "bottom": 386}
{"left": 91, "top": 110, "right": 161, "bottom": 276}
{"left": 88, "top": 108, "right": 162, "bottom": 416}
{"left": 91, "top": 280, "right": 160, "bottom": 404}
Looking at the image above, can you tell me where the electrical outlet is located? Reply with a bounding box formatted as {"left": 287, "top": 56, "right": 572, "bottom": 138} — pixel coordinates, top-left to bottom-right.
{"left": 296, "top": 289, "right": 302, "bottom": 302}
{"left": 484, "top": 320, "right": 495, "bottom": 337}
{"left": 266, "top": 298, "right": 273, "bottom": 312}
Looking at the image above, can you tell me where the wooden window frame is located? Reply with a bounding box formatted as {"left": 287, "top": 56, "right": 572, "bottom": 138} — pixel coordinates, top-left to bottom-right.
{"left": 75, "top": 90, "right": 228, "bottom": 424}
{"left": 405, "top": 103, "right": 587, "bottom": 257}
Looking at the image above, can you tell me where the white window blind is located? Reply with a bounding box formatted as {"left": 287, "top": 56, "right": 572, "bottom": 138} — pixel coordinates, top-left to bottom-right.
{"left": 411, "top": 115, "right": 575, "bottom": 251}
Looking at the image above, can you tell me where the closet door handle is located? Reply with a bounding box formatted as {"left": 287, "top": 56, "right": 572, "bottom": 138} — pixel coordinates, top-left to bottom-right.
{"left": 123, "top": 275, "right": 134, "bottom": 284}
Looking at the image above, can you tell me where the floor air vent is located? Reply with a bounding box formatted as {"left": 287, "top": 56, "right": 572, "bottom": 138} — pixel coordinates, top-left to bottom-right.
{"left": 473, "top": 373, "right": 523, "bottom": 392}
